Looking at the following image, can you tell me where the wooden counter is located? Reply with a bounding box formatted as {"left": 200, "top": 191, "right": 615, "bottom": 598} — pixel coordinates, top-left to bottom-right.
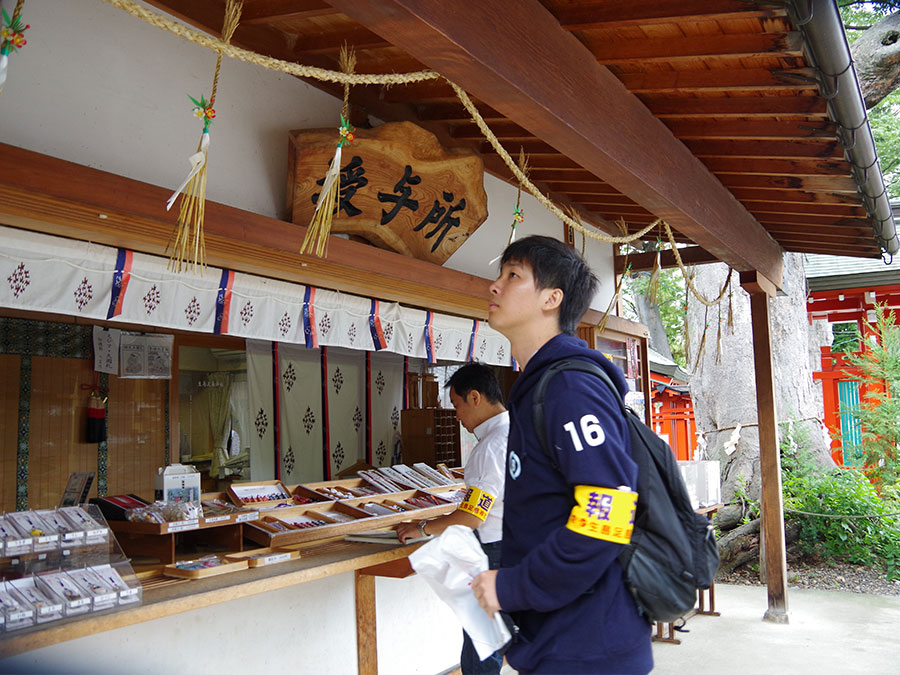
{"left": 0, "top": 537, "right": 421, "bottom": 665}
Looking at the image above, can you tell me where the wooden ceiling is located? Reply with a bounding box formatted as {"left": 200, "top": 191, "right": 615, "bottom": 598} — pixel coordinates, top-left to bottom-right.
{"left": 145, "top": 0, "right": 886, "bottom": 277}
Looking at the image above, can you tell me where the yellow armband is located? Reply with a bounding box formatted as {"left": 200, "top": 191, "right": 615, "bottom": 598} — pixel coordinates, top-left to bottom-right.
{"left": 566, "top": 485, "right": 637, "bottom": 544}
{"left": 458, "top": 486, "right": 496, "bottom": 522}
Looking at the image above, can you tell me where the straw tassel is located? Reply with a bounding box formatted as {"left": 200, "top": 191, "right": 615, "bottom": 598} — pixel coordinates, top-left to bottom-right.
{"left": 646, "top": 249, "right": 661, "bottom": 305}
{"left": 0, "top": 1, "right": 29, "bottom": 96}
{"left": 301, "top": 46, "right": 356, "bottom": 258}
{"left": 490, "top": 148, "right": 528, "bottom": 266}
{"left": 693, "top": 306, "right": 709, "bottom": 372}
{"left": 715, "top": 303, "right": 723, "bottom": 365}
{"left": 727, "top": 269, "right": 735, "bottom": 332}
{"left": 597, "top": 219, "right": 630, "bottom": 334}
{"left": 166, "top": 0, "right": 242, "bottom": 272}
{"left": 683, "top": 269, "right": 693, "bottom": 362}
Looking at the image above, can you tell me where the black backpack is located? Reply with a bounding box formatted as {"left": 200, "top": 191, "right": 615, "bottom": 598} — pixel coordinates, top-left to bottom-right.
{"left": 532, "top": 358, "right": 720, "bottom": 623}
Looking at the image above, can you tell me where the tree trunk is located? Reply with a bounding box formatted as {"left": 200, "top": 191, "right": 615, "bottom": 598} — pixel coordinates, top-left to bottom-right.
{"left": 851, "top": 11, "right": 900, "bottom": 109}
{"left": 686, "top": 254, "right": 834, "bottom": 507}
{"left": 634, "top": 293, "right": 673, "bottom": 361}
{"left": 716, "top": 519, "right": 801, "bottom": 576}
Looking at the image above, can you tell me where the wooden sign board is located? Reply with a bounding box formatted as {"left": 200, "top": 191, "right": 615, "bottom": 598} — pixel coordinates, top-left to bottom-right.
{"left": 288, "top": 121, "right": 487, "bottom": 264}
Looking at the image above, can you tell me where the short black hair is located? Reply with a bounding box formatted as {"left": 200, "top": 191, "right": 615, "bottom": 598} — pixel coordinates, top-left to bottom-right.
{"left": 446, "top": 362, "right": 504, "bottom": 405}
{"left": 500, "top": 235, "right": 598, "bottom": 335}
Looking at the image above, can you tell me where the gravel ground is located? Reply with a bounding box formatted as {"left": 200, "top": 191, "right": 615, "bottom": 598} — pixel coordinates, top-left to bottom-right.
{"left": 719, "top": 558, "right": 900, "bottom": 596}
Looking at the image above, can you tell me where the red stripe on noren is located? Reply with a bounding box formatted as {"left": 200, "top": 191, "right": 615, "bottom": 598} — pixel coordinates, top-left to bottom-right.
{"left": 273, "top": 342, "right": 281, "bottom": 481}
{"left": 321, "top": 346, "right": 331, "bottom": 480}
{"left": 114, "top": 250, "right": 133, "bottom": 316}
{"left": 220, "top": 270, "right": 235, "bottom": 333}
{"left": 372, "top": 300, "right": 387, "bottom": 349}
{"left": 365, "top": 351, "right": 372, "bottom": 464}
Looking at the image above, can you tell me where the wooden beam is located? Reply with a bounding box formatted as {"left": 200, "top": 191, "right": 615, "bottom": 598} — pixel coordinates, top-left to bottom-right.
{"left": 742, "top": 279, "right": 790, "bottom": 623}
{"left": 784, "top": 241, "right": 880, "bottom": 256}
{"left": 743, "top": 202, "right": 867, "bottom": 218}
{"left": 618, "top": 68, "right": 819, "bottom": 94}
{"left": 417, "top": 102, "right": 505, "bottom": 123}
{"left": 663, "top": 119, "right": 836, "bottom": 139}
{"left": 355, "top": 571, "right": 378, "bottom": 675}
{"left": 730, "top": 188, "right": 866, "bottom": 208}
{"left": 702, "top": 157, "right": 849, "bottom": 177}
{"left": 327, "top": 0, "right": 783, "bottom": 287}
{"left": 683, "top": 139, "right": 843, "bottom": 159}
{"left": 581, "top": 32, "right": 803, "bottom": 65}
{"left": 0, "top": 144, "right": 492, "bottom": 319}
{"left": 553, "top": 0, "right": 784, "bottom": 29}
{"left": 716, "top": 174, "right": 859, "bottom": 193}
{"left": 292, "top": 26, "right": 391, "bottom": 56}
{"left": 239, "top": 0, "right": 338, "bottom": 24}
{"left": 615, "top": 246, "right": 720, "bottom": 274}
{"left": 645, "top": 96, "right": 828, "bottom": 118}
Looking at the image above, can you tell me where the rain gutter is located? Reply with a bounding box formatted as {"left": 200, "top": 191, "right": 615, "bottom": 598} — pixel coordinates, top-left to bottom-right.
{"left": 786, "top": 0, "right": 899, "bottom": 258}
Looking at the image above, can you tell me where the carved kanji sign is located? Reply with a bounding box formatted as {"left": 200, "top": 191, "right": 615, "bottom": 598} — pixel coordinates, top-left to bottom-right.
{"left": 288, "top": 122, "right": 487, "bottom": 263}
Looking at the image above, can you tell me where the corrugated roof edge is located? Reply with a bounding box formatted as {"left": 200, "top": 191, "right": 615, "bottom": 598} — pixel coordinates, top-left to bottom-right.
{"left": 788, "top": 0, "right": 899, "bottom": 256}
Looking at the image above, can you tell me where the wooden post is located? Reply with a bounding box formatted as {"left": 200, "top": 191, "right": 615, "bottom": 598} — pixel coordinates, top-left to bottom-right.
{"left": 355, "top": 570, "right": 378, "bottom": 675}
{"left": 743, "top": 272, "right": 789, "bottom": 623}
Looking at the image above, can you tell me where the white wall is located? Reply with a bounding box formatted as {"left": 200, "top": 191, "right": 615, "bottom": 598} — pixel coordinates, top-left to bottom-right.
{"left": 445, "top": 173, "right": 617, "bottom": 311}
{"left": 0, "top": 0, "right": 615, "bottom": 308}
{"left": 0, "top": 572, "right": 462, "bottom": 675}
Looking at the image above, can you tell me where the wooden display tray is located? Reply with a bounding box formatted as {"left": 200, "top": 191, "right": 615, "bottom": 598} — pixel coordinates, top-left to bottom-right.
{"left": 228, "top": 479, "right": 293, "bottom": 508}
{"left": 163, "top": 557, "right": 249, "bottom": 579}
{"left": 301, "top": 477, "right": 391, "bottom": 501}
{"left": 246, "top": 501, "right": 374, "bottom": 547}
{"left": 424, "top": 484, "right": 467, "bottom": 503}
{"left": 108, "top": 509, "right": 258, "bottom": 535}
{"left": 225, "top": 547, "right": 300, "bottom": 567}
{"left": 343, "top": 489, "right": 451, "bottom": 515}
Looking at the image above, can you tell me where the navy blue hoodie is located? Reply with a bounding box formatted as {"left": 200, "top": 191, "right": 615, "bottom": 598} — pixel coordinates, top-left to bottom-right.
{"left": 496, "top": 333, "right": 652, "bottom": 674}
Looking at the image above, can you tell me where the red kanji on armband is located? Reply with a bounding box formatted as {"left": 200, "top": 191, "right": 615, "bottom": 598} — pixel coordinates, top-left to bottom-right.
{"left": 601, "top": 524, "right": 611, "bottom": 535}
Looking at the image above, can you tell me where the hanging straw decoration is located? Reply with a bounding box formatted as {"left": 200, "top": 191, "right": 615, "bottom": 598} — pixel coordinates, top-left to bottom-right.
{"left": 597, "top": 219, "right": 631, "bottom": 334}
{"left": 301, "top": 45, "right": 357, "bottom": 258}
{"left": 0, "top": 0, "right": 29, "bottom": 96}
{"left": 489, "top": 147, "right": 528, "bottom": 266}
{"left": 727, "top": 274, "right": 735, "bottom": 331}
{"left": 683, "top": 269, "right": 692, "bottom": 367}
{"left": 509, "top": 148, "right": 528, "bottom": 245}
{"left": 715, "top": 302, "right": 723, "bottom": 365}
{"left": 166, "top": 0, "right": 242, "bottom": 272}
{"left": 693, "top": 305, "right": 709, "bottom": 372}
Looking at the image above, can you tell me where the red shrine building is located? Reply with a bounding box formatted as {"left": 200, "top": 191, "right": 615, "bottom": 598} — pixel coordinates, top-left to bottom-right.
{"left": 806, "top": 250, "right": 900, "bottom": 466}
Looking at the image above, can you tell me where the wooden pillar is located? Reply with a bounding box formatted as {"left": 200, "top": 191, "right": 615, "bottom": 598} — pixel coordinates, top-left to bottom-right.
{"left": 742, "top": 272, "right": 789, "bottom": 623}
{"left": 355, "top": 570, "right": 378, "bottom": 675}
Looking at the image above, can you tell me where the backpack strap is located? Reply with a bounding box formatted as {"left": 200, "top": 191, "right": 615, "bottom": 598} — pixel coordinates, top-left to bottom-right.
{"left": 532, "top": 358, "right": 625, "bottom": 467}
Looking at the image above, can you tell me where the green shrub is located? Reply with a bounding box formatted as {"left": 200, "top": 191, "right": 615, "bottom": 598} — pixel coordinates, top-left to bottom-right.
{"left": 781, "top": 420, "right": 900, "bottom": 579}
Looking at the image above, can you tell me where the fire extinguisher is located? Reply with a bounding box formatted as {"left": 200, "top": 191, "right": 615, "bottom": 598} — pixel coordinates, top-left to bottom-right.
{"left": 86, "top": 389, "right": 107, "bottom": 443}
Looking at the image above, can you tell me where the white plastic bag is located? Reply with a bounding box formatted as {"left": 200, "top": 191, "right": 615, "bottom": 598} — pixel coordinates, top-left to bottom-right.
{"left": 408, "top": 525, "right": 511, "bottom": 660}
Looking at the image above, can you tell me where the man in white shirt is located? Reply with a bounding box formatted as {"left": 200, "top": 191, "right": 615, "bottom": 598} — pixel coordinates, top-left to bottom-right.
{"left": 397, "top": 362, "right": 508, "bottom": 675}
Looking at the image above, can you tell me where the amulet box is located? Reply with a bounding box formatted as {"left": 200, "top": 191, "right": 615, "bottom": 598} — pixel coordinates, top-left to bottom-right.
{"left": 154, "top": 463, "right": 201, "bottom": 503}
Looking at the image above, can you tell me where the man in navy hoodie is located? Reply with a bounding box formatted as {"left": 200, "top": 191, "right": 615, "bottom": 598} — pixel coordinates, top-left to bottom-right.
{"left": 472, "top": 235, "right": 652, "bottom": 674}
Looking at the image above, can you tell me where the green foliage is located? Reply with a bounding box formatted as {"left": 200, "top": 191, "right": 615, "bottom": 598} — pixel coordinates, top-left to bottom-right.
{"left": 831, "top": 321, "right": 861, "bottom": 353}
{"left": 869, "top": 90, "right": 900, "bottom": 199}
{"left": 781, "top": 419, "right": 900, "bottom": 579}
{"left": 622, "top": 265, "right": 687, "bottom": 367}
{"left": 839, "top": 4, "right": 900, "bottom": 198}
{"left": 842, "top": 304, "right": 900, "bottom": 486}
{"left": 733, "top": 475, "right": 759, "bottom": 525}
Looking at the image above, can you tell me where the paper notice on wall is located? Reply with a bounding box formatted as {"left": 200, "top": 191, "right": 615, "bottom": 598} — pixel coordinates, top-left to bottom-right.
{"left": 93, "top": 326, "right": 121, "bottom": 374}
{"left": 119, "top": 333, "right": 174, "bottom": 379}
